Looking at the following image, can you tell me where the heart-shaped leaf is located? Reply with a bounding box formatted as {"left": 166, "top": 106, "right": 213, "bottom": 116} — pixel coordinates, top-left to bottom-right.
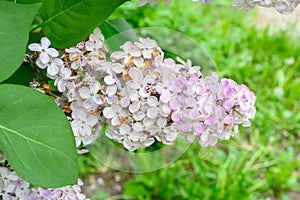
{"left": 39, "top": 0, "right": 128, "bottom": 49}
{"left": 0, "top": 84, "right": 78, "bottom": 188}
{"left": 0, "top": 1, "right": 41, "bottom": 82}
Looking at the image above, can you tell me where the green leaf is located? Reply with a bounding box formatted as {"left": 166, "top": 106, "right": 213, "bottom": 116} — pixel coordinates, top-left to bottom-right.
{"left": 16, "top": 0, "right": 43, "bottom": 3}
{"left": 100, "top": 18, "right": 138, "bottom": 52}
{"left": 0, "top": 84, "right": 77, "bottom": 187}
{"left": 0, "top": 63, "right": 34, "bottom": 86}
{"left": 0, "top": 1, "right": 41, "bottom": 82}
{"left": 39, "top": 0, "right": 128, "bottom": 49}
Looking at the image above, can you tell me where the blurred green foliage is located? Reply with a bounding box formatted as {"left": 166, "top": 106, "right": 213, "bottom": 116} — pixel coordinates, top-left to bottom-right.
{"left": 84, "top": 0, "right": 300, "bottom": 199}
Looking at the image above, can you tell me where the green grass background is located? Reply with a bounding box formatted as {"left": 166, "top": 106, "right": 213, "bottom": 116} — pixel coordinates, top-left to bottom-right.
{"left": 81, "top": 1, "right": 300, "bottom": 199}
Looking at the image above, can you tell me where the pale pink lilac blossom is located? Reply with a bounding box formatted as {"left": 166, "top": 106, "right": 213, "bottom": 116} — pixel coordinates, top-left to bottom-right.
{"left": 28, "top": 28, "right": 256, "bottom": 151}
{"left": 101, "top": 37, "right": 256, "bottom": 150}
{"left": 0, "top": 167, "right": 88, "bottom": 200}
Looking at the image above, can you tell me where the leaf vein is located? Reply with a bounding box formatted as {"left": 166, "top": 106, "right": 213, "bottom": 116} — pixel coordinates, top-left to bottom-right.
{"left": 42, "top": 0, "right": 85, "bottom": 26}
{"left": 0, "top": 125, "right": 74, "bottom": 164}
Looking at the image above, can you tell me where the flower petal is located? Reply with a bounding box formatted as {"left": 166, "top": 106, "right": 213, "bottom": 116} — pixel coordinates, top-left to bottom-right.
{"left": 129, "top": 101, "right": 140, "bottom": 113}
{"left": 128, "top": 68, "right": 143, "bottom": 82}
{"left": 36, "top": 58, "right": 47, "bottom": 69}
{"left": 103, "top": 107, "right": 114, "bottom": 119}
{"left": 147, "top": 96, "right": 158, "bottom": 107}
{"left": 142, "top": 138, "right": 155, "bottom": 146}
{"left": 79, "top": 87, "right": 91, "bottom": 99}
{"left": 160, "top": 90, "right": 172, "bottom": 103}
{"left": 39, "top": 52, "right": 50, "bottom": 64}
{"left": 132, "top": 122, "right": 144, "bottom": 132}
{"left": 147, "top": 107, "right": 158, "bottom": 119}
{"left": 112, "top": 63, "right": 124, "bottom": 73}
{"left": 28, "top": 43, "right": 41, "bottom": 52}
{"left": 47, "top": 63, "right": 59, "bottom": 76}
{"left": 133, "top": 111, "right": 145, "bottom": 121}
{"left": 46, "top": 48, "right": 59, "bottom": 57}
{"left": 111, "top": 117, "right": 121, "bottom": 126}
{"left": 120, "top": 124, "right": 131, "bottom": 135}
{"left": 106, "top": 85, "right": 117, "bottom": 97}
{"left": 104, "top": 75, "right": 116, "bottom": 85}
{"left": 171, "top": 110, "right": 182, "bottom": 122}
{"left": 41, "top": 37, "right": 51, "bottom": 49}
{"left": 127, "top": 80, "right": 140, "bottom": 90}
{"left": 123, "top": 137, "right": 132, "bottom": 150}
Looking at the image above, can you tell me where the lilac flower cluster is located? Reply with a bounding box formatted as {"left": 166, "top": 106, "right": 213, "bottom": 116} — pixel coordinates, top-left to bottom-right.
{"left": 27, "top": 28, "right": 256, "bottom": 151}
{"left": 103, "top": 39, "right": 256, "bottom": 150}
{"left": 138, "top": 0, "right": 300, "bottom": 14}
{"left": 0, "top": 167, "right": 88, "bottom": 200}
{"left": 19, "top": 27, "right": 256, "bottom": 198}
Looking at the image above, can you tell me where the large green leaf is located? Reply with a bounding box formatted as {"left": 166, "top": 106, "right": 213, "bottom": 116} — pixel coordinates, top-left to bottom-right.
{"left": 0, "top": 84, "right": 78, "bottom": 188}
{"left": 39, "top": 0, "right": 128, "bottom": 49}
{"left": 0, "top": 1, "right": 41, "bottom": 82}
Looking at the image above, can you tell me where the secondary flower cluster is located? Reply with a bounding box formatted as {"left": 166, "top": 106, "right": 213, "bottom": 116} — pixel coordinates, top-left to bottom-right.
{"left": 103, "top": 39, "right": 256, "bottom": 150}
{"left": 138, "top": 0, "right": 300, "bottom": 14}
{"left": 27, "top": 28, "right": 256, "bottom": 151}
{"left": 0, "top": 167, "right": 88, "bottom": 200}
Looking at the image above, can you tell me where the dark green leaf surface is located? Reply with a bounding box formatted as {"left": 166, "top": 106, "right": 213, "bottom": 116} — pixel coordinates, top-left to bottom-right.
{"left": 39, "top": 0, "right": 128, "bottom": 48}
{"left": 0, "top": 1, "right": 41, "bottom": 82}
{"left": 0, "top": 84, "right": 78, "bottom": 187}
{"left": 16, "top": 0, "right": 43, "bottom": 3}
{"left": 1, "top": 63, "right": 35, "bottom": 86}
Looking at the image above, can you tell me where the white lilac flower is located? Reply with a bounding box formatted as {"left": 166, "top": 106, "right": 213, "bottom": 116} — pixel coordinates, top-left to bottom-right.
{"left": 36, "top": 57, "right": 63, "bottom": 77}
{"left": 104, "top": 75, "right": 118, "bottom": 97}
{"left": 65, "top": 47, "right": 86, "bottom": 70}
{"left": 146, "top": 96, "right": 160, "bottom": 118}
{"left": 127, "top": 68, "right": 155, "bottom": 97}
{"left": 28, "top": 37, "right": 64, "bottom": 78}
{"left": 71, "top": 108, "right": 98, "bottom": 146}
{"left": 161, "top": 123, "right": 180, "bottom": 144}
{"left": 78, "top": 83, "right": 103, "bottom": 110}
{"left": 28, "top": 37, "right": 59, "bottom": 64}
{"left": 54, "top": 67, "right": 72, "bottom": 92}
{"left": 103, "top": 104, "right": 129, "bottom": 126}
{"left": 111, "top": 41, "right": 142, "bottom": 64}
{"left": 134, "top": 37, "right": 159, "bottom": 59}
{"left": 85, "top": 27, "right": 105, "bottom": 52}
{"left": 118, "top": 124, "right": 143, "bottom": 150}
